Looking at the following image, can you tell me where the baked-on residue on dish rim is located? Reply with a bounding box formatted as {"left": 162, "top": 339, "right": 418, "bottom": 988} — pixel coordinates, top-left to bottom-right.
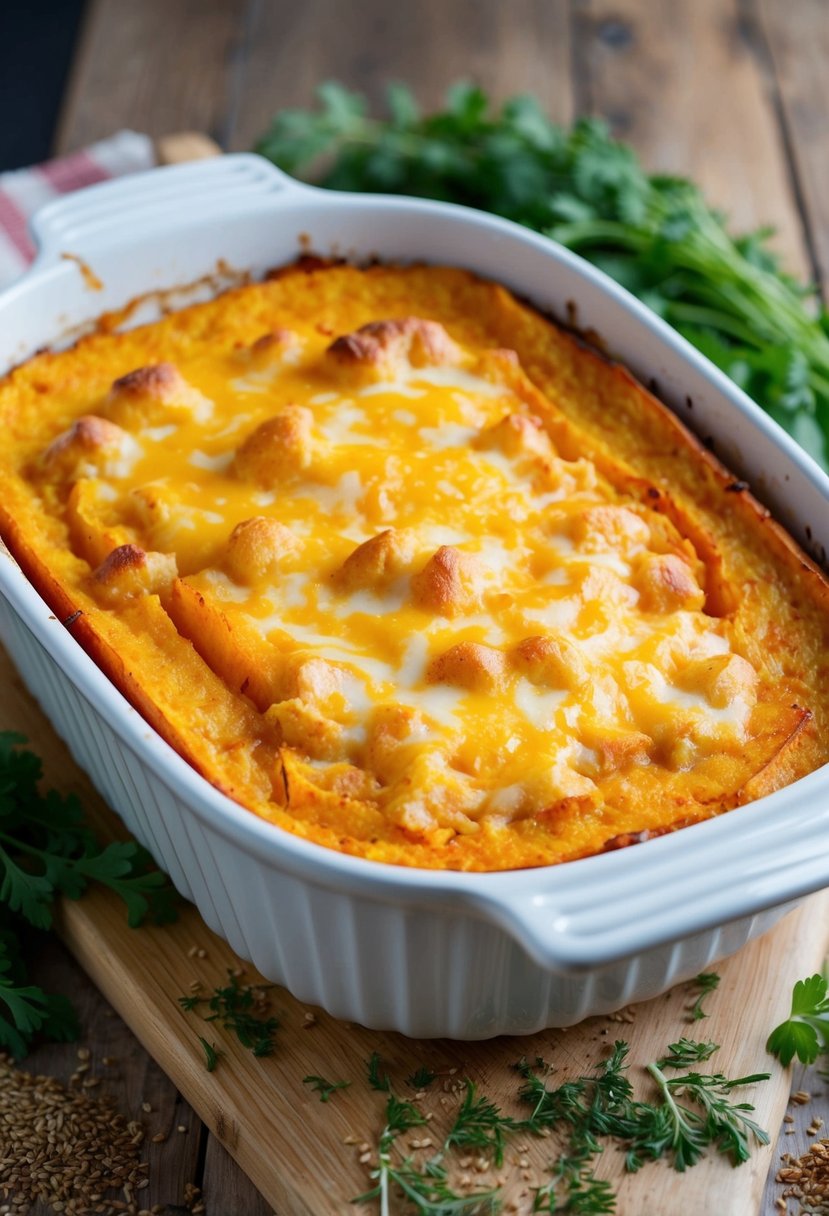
{"left": 0, "top": 154, "right": 827, "bottom": 1036}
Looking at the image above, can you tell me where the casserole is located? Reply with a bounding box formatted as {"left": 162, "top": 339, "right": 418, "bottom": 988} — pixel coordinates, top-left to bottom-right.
{"left": 1, "top": 153, "right": 828, "bottom": 1037}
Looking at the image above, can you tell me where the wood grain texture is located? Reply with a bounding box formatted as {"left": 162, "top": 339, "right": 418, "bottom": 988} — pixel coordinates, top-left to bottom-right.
{"left": 55, "top": 0, "right": 248, "bottom": 153}
{"left": 227, "top": 0, "right": 574, "bottom": 154}
{"left": 755, "top": 0, "right": 829, "bottom": 295}
{"left": 573, "top": 0, "right": 810, "bottom": 278}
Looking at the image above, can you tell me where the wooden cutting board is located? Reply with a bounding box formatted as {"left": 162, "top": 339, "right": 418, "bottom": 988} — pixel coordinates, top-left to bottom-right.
{"left": 3, "top": 639, "right": 828, "bottom": 1215}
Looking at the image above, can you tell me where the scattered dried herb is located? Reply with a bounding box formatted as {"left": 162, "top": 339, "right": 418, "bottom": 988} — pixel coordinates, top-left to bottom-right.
{"left": 689, "top": 972, "right": 721, "bottom": 1022}
{"left": 304, "top": 1073, "right": 352, "bottom": 1102}
{"left": 179, "top": 972, "right": 280, "bottom": 1058}
{"left": 347, "top": 1038, "right": 769, "bottom": 1214}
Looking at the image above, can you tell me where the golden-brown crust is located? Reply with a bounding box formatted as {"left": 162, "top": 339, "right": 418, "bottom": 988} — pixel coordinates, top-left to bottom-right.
{"left": 40, "top": 414, "right": 128, "bottom": 477}
{"left": 335, "top": 528, "right": 416, "bottom": 592}
{"left": 326, "top": 317, "right": 463, "bottom": 384}
{"left": 512, "top": 634, "right": 588, "bottom": 691}
{"left": 110, "top": 362, "right": 181, "bottom": 400}
{"left": 224, "top": 517, "right": 300, "bottom": 584}
{"left": 410, "top": 546, "right": 483, "bottom": 617}
{"left": 427, "top": 641, "right": 507, "bottom": 693}
{"left": 478, "top": 412, "right": 555, "bottom": 463}
{"left": 232, "top": 407, "right": 313, "bottom": 485}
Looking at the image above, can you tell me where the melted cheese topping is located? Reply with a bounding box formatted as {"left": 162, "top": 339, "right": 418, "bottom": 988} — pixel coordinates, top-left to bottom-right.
{"left": 3, "top": 264, "right": 828, "bottom": 871}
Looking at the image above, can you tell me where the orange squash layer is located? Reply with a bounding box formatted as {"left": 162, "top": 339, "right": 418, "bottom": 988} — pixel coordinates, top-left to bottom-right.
{"left": 1, "top": 262, "right": 828, "bottom": 871}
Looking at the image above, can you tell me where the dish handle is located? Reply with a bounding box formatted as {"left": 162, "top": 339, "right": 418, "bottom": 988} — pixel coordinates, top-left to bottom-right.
{"left": 29, "top": 154, "right": 310, "bottom": 270}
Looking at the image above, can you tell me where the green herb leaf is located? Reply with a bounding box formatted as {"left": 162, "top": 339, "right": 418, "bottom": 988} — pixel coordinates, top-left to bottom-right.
{"left": 689, "top": 972, "right": 721, "bottom": 1022}
{"left": 367, "top": 1050, "right": 392, "bottom": 1092}
{"left": 198, "top": 1035, "right": 222, "bottom": 1073}
{"left": 180, "top": 972, "right": 279, "bottom": 1058}
{"left": 407, "top": 1065, "right": 438, "bottom": 1089}
{"left": 444, "top": 1080, "right": 515, "bottom": 1166}
{"left": 658, "top": 1039, "right": 720, "bottom": 1069}
{"left": 767, "top": 973, "right": 829, "bottom": 1066}
{"left": 0, "top": 732, "right": 177, "bottom": 1056}
{"left": 304, "top": 1073, "right": 351, "bottom": 1102}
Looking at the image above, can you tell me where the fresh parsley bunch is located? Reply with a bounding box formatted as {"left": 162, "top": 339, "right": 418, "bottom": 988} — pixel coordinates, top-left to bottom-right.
{"left": 256, "top": 81, "right": 829, "bottom": 470}
{"left": 0, "top": 731, "right": 177, "bottom": 1056}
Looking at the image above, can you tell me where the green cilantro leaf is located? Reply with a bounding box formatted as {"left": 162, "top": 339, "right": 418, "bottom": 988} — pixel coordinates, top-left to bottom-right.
{"left": 0, "top": 732, "right": 177, "bottom": 1056}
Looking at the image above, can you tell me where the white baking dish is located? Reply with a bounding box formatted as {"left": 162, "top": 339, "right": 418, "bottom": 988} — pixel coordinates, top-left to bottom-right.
{"left": 1, "top": 154, "right": 828, "bottom": 1039}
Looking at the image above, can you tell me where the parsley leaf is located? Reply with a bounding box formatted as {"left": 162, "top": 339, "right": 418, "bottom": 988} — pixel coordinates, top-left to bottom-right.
{"left": 0, "top": 732, "right": 177, "bottom": 1056}
{"left": 767, "top": 973, "right": 829, "bottom": 1066}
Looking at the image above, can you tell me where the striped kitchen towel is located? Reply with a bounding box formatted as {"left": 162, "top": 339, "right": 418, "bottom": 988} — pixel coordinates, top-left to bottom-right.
{"left": 0, "top": 131, "right": 155, "bottom": 289}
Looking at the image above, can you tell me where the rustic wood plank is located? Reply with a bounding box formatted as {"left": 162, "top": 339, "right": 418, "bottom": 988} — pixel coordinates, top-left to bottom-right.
{"left": 202, "top": 1136, "right": 273, "bottom": 1216}
{"left": 572, "top": 0, "right": 810, "bottom": 278}
{"left": 23, "top": 937, "right": 203, "bottom": 1216}
{"left": 226, "top": 0, "right": 574, "bottom": 154}
{"left": 54, "top": 0, "right": 249, "bottom": 154}
{"left": 755, "top": 0, "right": 829, "bottom": 296}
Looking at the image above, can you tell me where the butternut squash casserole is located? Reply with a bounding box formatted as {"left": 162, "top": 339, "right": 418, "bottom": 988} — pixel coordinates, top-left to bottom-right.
{"left": 1, "top": 262, "right": 828, "bottom": 871}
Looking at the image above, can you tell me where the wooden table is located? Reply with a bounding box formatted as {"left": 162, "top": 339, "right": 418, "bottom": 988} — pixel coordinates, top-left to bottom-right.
{"left": 17, "top": 1, "right": 829, "bottom": 1213}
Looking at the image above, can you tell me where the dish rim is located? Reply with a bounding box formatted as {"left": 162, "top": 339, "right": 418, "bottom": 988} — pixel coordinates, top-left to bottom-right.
{"left": 1, "top": 152, "right": 828, "bottom": 972}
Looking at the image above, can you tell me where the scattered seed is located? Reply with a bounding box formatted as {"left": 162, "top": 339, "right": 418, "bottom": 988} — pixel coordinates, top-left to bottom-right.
{"left": 775, "top": 1138, "right": 829, "bottom": 1211}
{"left": 0, "top": 1053, "right": 148, "bottom": 1214}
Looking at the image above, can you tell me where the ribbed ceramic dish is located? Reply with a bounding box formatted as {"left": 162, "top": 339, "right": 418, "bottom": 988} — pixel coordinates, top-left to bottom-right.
{"left": 1, "top": 154, "right": 828, "bottom": 1039}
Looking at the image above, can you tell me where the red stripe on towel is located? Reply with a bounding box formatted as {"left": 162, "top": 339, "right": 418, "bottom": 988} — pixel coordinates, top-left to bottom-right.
{"left": 0, "top": 191, "right": 35, "bottom": 260}
{"left": 39, "top": 149, "right": 111, "bottom": 194}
